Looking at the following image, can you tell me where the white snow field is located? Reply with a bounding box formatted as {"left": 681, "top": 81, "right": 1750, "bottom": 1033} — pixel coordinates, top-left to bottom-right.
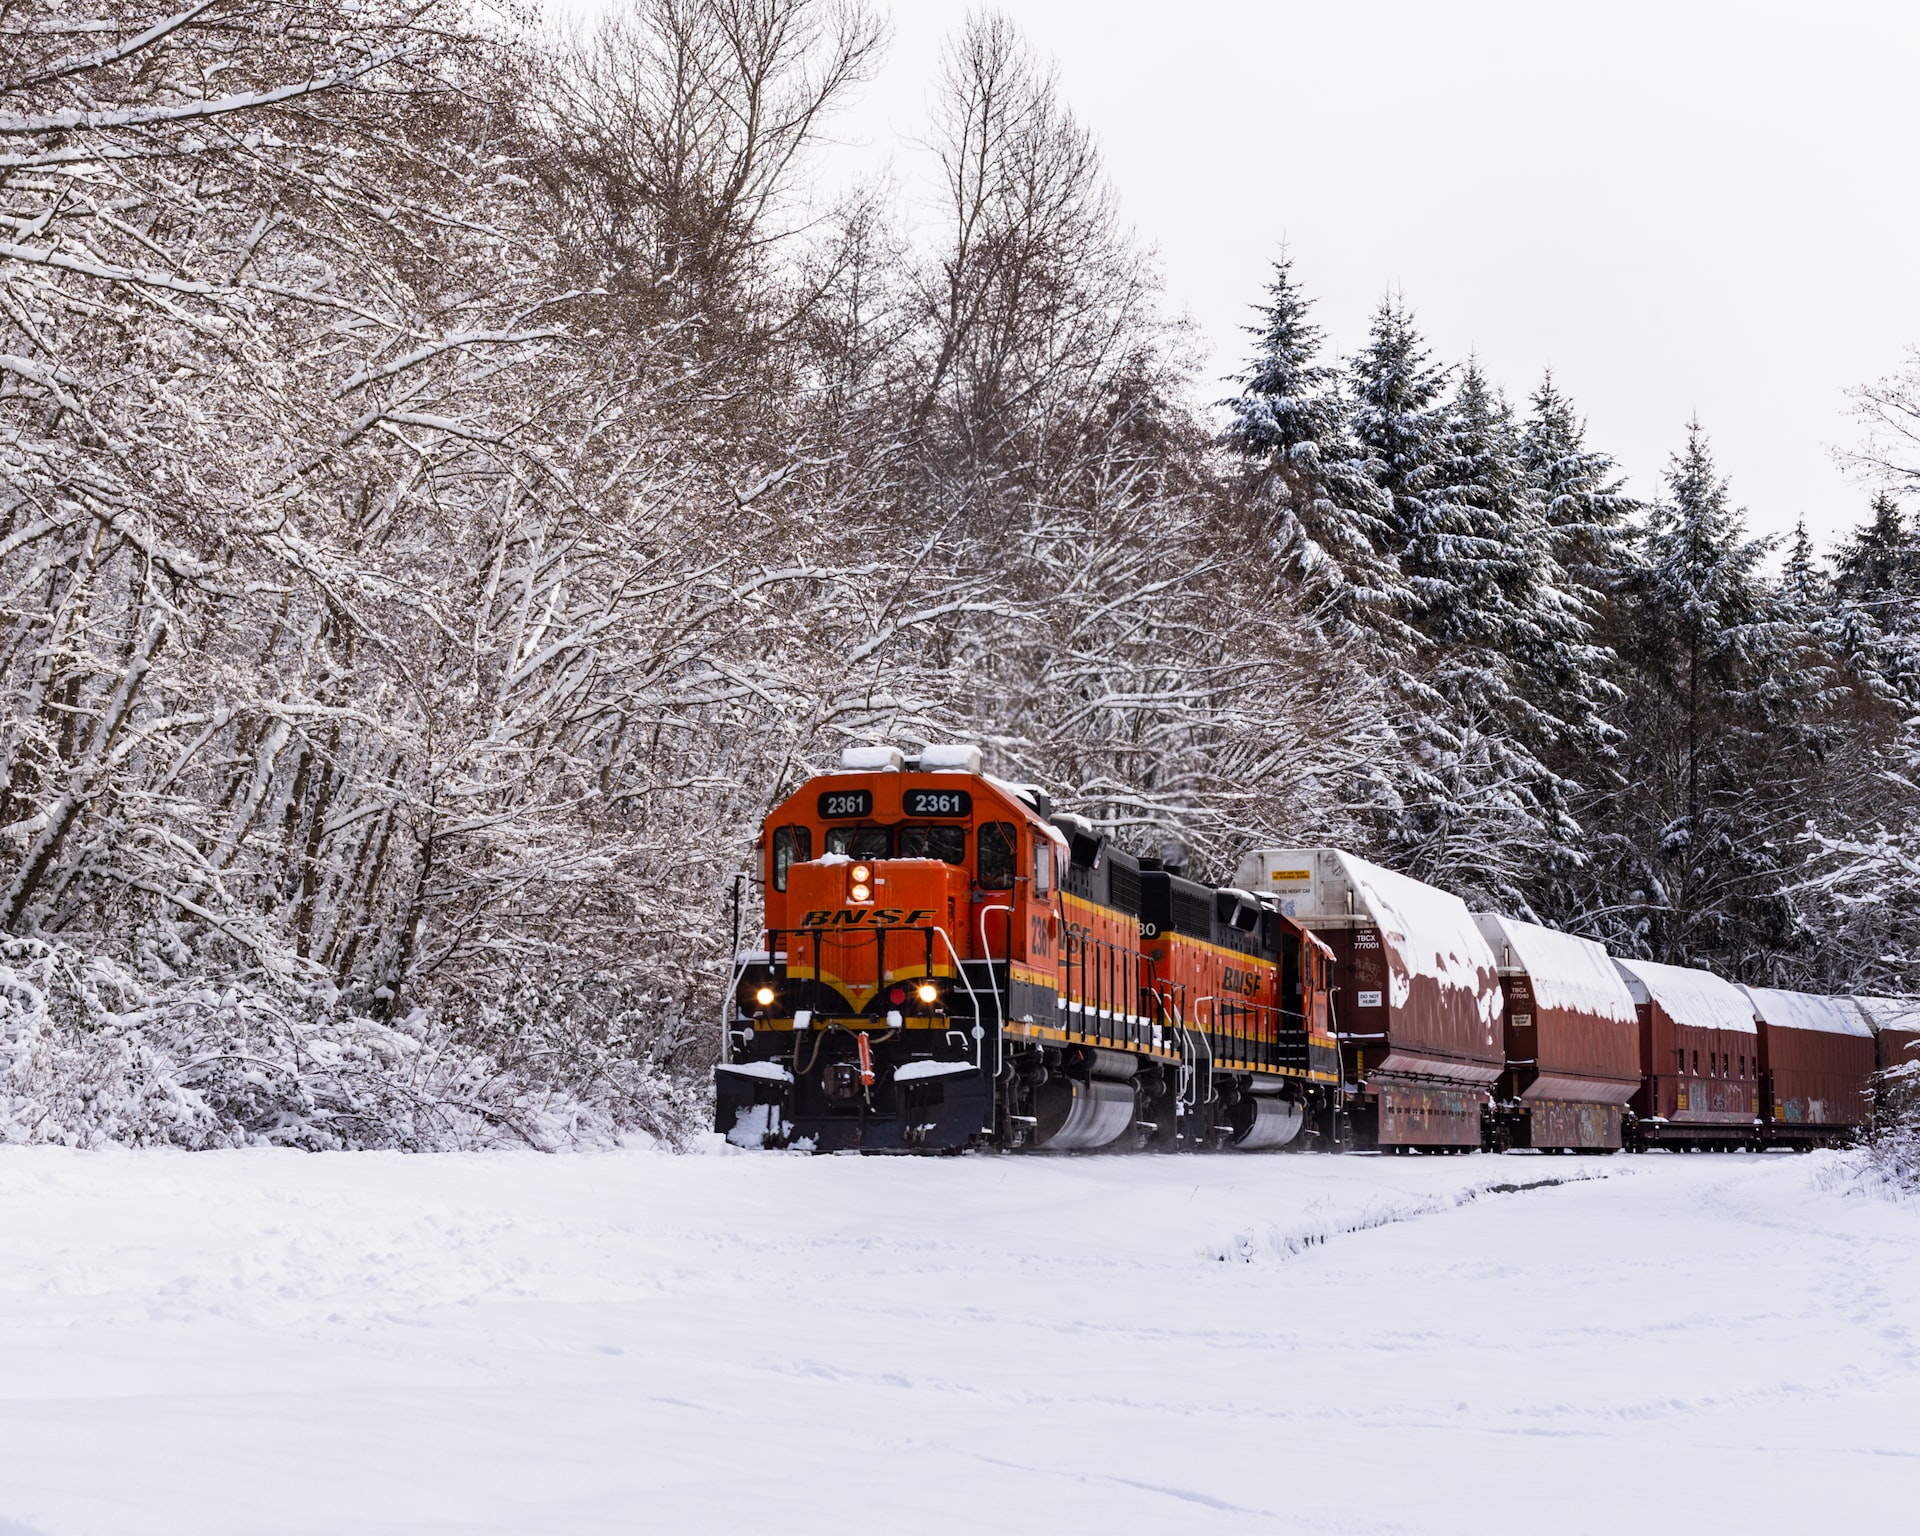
{"left": 0, "top": 1148, "right": 1914, "bottom": 1535}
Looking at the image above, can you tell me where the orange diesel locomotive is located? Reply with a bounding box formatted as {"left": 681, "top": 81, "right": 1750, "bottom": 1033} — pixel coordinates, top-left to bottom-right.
{"left": 716, "top": 745, "right": 1337, "bottom": 1152}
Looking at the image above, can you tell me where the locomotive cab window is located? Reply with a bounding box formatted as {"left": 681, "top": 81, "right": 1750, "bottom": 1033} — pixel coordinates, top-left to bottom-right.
{"left": 1034, "top": 840, "right": 1053, "bottom": 895}
{"left": 826, "top": 826, "right": 890, "bottom": 860}
{"left": 771, "top": 825, "right": 810, "bottom": 891}
{"left": 898, "top": 825, "right": 966, "bottom": 864}
{"left": 977, "top": 822, "right": 1017, "bottom": 889}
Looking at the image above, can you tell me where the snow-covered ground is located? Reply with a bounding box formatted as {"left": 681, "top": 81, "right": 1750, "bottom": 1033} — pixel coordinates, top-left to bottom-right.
{"left": 0, "top": 1146, "right": 1913, "bottom": 1535}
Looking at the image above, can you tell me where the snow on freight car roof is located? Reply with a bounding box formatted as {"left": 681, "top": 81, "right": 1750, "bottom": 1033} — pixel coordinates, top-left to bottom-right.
{"left": 1344, "top": 855, "right": 1502, "bottom": 1026}
{"left": 1472, "top": 913, "right": 1638, "bottom": 1025}
{"left": 1853, "top": 995, "right": 1920, "bottom": 1033}
{"left": 1739, "top": 986, "right": 1873, "bottom": 1038}
{"left": 1612, "top": 957, "right": 1757, "bottom": 1035}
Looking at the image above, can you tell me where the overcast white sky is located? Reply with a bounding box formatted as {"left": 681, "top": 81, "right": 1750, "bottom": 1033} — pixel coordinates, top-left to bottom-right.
{"left": 550, "top": 1, "right": 1920, "bottom": 548}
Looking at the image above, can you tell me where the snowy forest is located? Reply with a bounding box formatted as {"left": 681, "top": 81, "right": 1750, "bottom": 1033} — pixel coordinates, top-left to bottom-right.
{"left": 6, "top": 0, "right": 1920, "bottom": 1148}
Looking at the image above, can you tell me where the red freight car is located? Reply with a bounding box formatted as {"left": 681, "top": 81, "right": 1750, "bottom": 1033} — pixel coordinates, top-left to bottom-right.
{"left": 1740, "top": 987, "right": 1874, "bottom": 1147}
{"left": 1472, "top": 913, "right": 1639, "bottom": 1152}
{"left": 1235, "top": 848, "right": 1503, "bottom": 1149}
{"left": 1612, "top": 958, "right": 1759, "bottom": 1150}
{"left": 1852, "top": 996, "right": 1920, "bottom": 1073}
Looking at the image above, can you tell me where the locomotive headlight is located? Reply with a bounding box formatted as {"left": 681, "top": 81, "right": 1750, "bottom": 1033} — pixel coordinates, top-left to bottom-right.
{"left": 915, "top": 981, "right": 939, "bottom": 1005}
{"left": 754, "top": 985, "right": 776, "bottom": 1007}
{"left": 850, "top": 883, "right": 871, "bottom": 902}
{"left": 851, "top": 863, "right": 872, "bottom": 884}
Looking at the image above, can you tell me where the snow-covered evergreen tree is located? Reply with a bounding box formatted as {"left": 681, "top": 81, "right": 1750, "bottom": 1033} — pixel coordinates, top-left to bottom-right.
{"left": 1394, "top": 363, "right": 1611, "bottom": 907}
{"left": 1219, "top": 259, "right": 1412, "bottom": 647}
{"left": 1520, "top": 373, "right": 1640, "bottom": 603}
{"left": 1418, "top": 361, "right": 1535, "bottom": 647}
{"left": 1593, "top": 421, "right": 1816, "bottom": 968}
{"left": 1456, "top": 366, "right": 1621, "bottom": 794}
{"left": 1782, "top": 519, "right": 1829, "bottom": 608}
{"left": 1834, "top": 493, "right": 1920, "bottom": 652}
{"left": 1348, "top": 295, "right": 1457, "bottom": 624}
{"left": 1342, "top": 313, "right": 1564, "bottom": 907}
{"left": 1632, "top": 422, "right": 1774, "bottom": 695}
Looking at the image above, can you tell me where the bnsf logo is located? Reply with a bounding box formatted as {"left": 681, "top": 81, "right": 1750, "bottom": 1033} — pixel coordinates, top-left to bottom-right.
{"left": 1220, "top": 966, "right": 1262, "bottom": 998}
{"left": 800, "top": 908, "right": 935, "bottom": 927}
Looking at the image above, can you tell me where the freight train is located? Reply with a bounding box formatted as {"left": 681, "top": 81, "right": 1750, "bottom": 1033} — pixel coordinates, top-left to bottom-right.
{"left": 715, "top": 747, "right": 1915, "bottom": 1154}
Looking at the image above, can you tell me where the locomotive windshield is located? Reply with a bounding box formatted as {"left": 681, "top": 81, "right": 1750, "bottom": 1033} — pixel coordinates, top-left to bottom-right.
{"left": 820, "top": 824, "right": 968, "bottom": 863}
{"left": 898, "top": 825, "right": 965, "bottom": 863}
{"left": 824, "top": 826, "right": 890, "bottom": 860}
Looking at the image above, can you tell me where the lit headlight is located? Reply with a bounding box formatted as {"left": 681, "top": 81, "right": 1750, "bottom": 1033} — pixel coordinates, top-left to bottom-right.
{"left": 915, "top": 981, "right": 939, "bottom": 1005}
{"left": 754, "top": 985, "right": 776, "bottom": 1007}
{"left": 851, "top": 863, "right": 872, "bottom": 883}
{"left": 850, "top": 883, "right": 871, "bottom": 902}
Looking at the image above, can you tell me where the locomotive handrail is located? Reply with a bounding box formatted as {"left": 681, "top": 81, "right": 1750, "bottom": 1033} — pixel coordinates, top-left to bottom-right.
{"left": 1058, "top": 926, "right": 1151, "bottom": 1051}
{"left": 1190, "top": 991, "right": 1311, "bottom": 1076}
{"left": 915, "top": 919, "right": 993, "bottom": 1135}
{"left": 723, "top": 925, "right": 778, "bottom": 1061}
{"left": 1188, "top": 994, "right": 1218, "bottom": 1113}
{"left": 977, "top": 903, "right": 1012, "bottom": 1132}
{"left": 1142, "top": 962, "right": 1197, "bottom": 1108}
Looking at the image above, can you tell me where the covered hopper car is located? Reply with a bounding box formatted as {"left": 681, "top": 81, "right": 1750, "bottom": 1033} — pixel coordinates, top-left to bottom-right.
{"left": 1234, "top": 849, "right": 1503, "bottom": 1150}
{"left": 1741, "top": 986, "right": 1874, "bottom": 1146}
{"left": 1472, "top": 913, "right": 1640, "bottom": 1151}
{"left": 1854, "top": 996, "right": 1920, "bottom": 1074}
{"left": 1613, "top": 958, "right": 1760, "bottom": 1150}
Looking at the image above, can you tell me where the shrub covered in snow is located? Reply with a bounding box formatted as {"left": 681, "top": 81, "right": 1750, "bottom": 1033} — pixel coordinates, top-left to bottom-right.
{"left": 0, "top": 936, "right": 699, "bottom": 1151}
{"left": 1863, "top": 1062, "right": 1920, "bottom": 1196}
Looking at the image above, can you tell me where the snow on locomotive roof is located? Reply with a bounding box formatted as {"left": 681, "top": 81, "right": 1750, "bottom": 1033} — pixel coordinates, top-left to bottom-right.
{"left": 839, "top": 745, "right": 903, "bottom": 771}
{"left": 1852, "top": 995, "right": 1920, "bottom": 1034}
{"left": 1472, "top": 912, "right": 1638, "bottom": 1026}
{"left": 915, "top": 744, "right": 983, "bottom": 773}
{"left": 982, "top": 775, "right": 1065, "bottom": 837}
{"left": 835, "top": 743, "right": 983, "bottom": 773}
{"left": 1739, "top": 985, "right": 1873, "bottom": 1039}
{"left": 1612, "top": 957, "right": 1757, "bottom": 1035}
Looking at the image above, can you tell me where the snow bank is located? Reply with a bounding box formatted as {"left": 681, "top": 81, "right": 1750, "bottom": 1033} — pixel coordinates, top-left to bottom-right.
{"left": 0, "top": 1149, "right": 1913, "bottom": 1535}
{"left": 1740, "top": 986, "right": 1872, "bottom": 1038}
{"left": 1614, "top": 957, "right": 1757, "bottom": 1034}
{"left": 0, "top": 937, "right": 698, "bottom": 1152}
{"left": 1474, "top": 913, "right": 1638, "bottom": 1025}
